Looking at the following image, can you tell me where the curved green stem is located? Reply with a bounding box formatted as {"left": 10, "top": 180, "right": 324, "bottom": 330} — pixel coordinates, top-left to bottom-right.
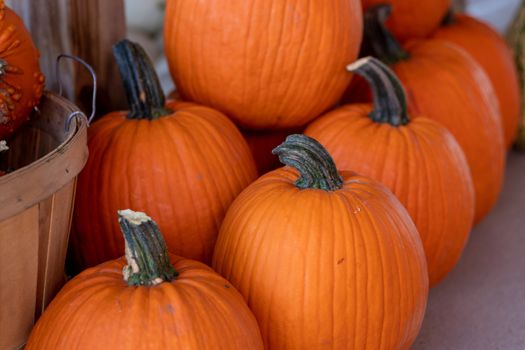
{"left": 118, "top": 210, "right": 178, "bottom": 286}
{"left": 113, "top": 39, "right": 172, "bottom": 120}
{"left": 347, "top": 57, "right": 409, "bottom": 126}
{"left": 272, "top": 134, "right": 343, "bottom": 191}
{"left": 363, "top": 5, "right": 410, "bottom": 64}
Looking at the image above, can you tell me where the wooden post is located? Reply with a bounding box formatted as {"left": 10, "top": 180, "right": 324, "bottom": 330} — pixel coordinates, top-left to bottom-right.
{"left": 7, "top": 0, "right": 128, "bottom": 118}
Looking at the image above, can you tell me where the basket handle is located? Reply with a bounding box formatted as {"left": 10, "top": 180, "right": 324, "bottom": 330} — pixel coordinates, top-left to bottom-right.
{"left": 55, "top": 54, "right": 98, "bottom": 132}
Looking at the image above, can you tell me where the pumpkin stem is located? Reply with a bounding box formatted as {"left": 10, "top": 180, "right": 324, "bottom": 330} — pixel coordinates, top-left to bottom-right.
{"left": 347, "top": 57, "right": 409, "bottom": 126}
{"left": 363, "top": 5, "right": 410, "bottom": 64}
{"left": 272, "top": 134, "right": 343, "bottom": 191}
{"left": 113, "top": 39, "right": 172, "bottom": 120}
{"left": 118, "top": 209, "right": 178, "bottom": 286}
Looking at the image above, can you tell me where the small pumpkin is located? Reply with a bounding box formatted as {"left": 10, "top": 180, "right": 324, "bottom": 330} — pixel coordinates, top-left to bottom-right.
{"left": 306, "top": 57, "right": 474, "bottom": 286}
{"left": 213, "top": 134, "right": 428, "bottom": 349}
{"left": 361, "top": 0, "right": 450, "bottom": 42}
{"left": 0, "top": 0, "right": 44, "bottom": 139}
{"left": 360, "top": 5, "right": 505, "bottom": 224}
{"left": 507, "top": 2, "right": 525, "bottom": 150}
{"left": 70, "top": 40, "right": 257, "bottom": 270}
{"left": 28, "top": 210, "right": 264, "bottom": 349}
{"left": 164, "top": 0, "right": 363, "bottom": 129}
{"left": 433, "top": 11, "right": 521, "bottom": 149}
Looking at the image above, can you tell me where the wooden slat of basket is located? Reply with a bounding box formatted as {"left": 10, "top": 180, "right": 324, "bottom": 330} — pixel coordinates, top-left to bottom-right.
{"left": 0, "top": 93, "right": 88, "bottom": 222}
{"left": 0, "top": 206, "right": 39, "bottom": 350}
{"left": 35, "top": 180, "right": 77, "bottom": 316}
{"left": 0, "top": 92, "right": 88, "bottom": 349}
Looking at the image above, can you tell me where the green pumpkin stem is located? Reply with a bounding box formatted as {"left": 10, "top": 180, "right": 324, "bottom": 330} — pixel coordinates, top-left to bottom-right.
{"left": 272, "top": 134, "right": 343, "bottom": 191}
{"left": 363, "top": 5, "right": 410, "bottom": 64}
{"left": 118, "top": 210, "right": 178, "bottom": 286}
{"left": 113, "top": 39, "right": 172, "bottom": 120}
{"left": 347, "top": 57, "right": 409, "bottom": 126}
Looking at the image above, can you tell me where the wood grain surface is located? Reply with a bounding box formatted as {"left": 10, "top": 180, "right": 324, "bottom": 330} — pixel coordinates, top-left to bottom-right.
{"left": 6, "top": 0, "right": 128, "bottom": 118}
{"left": 0, "top": 93, "right": 88, "bottom": 350}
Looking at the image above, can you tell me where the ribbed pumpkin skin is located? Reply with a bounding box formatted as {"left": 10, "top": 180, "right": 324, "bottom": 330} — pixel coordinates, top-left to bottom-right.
{"left": 433, "top": 14, "right": 520, "bottom": 149}
{"left": 0, "top": 1, "right": 44, "bottom": 139}
{"left": 164, "top": 0, "right": 362, "bottom": 129}
{"left": 306, "top": 108, "right": 475, "bottom": 286}
{"left": 392, "top": 40, "right": 505, "bottom": 224}
{"left": 71, "top": 100, "right": 257, "bottom": 269}
{"left": 361, "top": 0, "right": 450, "bottom": 42}
{"left": 242, "top": 128, "right": 303, "bottom": 175}
{"left": 213, "top": 169, "right": 428, "bottom": 349}
{"left": 26, "top": 255, "right": 264, "bottom": 350}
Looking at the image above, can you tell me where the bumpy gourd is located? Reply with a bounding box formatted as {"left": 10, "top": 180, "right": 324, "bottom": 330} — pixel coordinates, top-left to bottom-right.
{"left": 0, "top": 0, "right": 44, "bottom": 139}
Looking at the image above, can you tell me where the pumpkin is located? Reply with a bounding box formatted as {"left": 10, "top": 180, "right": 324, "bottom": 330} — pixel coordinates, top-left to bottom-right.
{"left": 242, "top": 128, "right": 303, "bottom": 175}
{"left": 28, "top": 210, "right": 264, "bottom": 349}
{"left": 306, "top": 57, "right": 474, "bottom": 286}
{"left": 433, "top": 12, "right": 521, "bottom": 149}
{"left": 169, "top": 89, "right": 300, "bottom": 175}
{"left": 506, "top": 2, "right": 525, "bottom": 150}
{"left": 70, "top": 40, "right": 257, "bottom": 270}
{"left": 361, "top": 5, "right": 505, "bottom": 224}
{"left": 164, "top": 0, "right": 363, "bottom": 129}
{"left": 213, "top": 134, "right": 428, "bottom": 349}
{"left": 0, "top": 0, "right": 44, "bottom": 140}
{"left": 361, "top": 0, "right": 450, "bottom": 42}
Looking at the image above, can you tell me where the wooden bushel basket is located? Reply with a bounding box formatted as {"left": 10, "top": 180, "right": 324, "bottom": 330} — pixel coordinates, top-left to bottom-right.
{"left": 0, "top": 92, "right": 88, "bottom": 350}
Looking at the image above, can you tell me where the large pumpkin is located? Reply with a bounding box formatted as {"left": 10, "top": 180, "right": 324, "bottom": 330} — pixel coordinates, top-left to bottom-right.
{"left": 164, "top": 0, "right": 363, "bottom": 129}
{"left": 0, "top": 0, "right": 44, "bottom": 139}
{"left": 306, "top": 57, "right": 474, "bottom": 286}
{"left": 213, "top": 134, "right": 428, "bottom": 349}
{"left": 433, "top": 12, "right": 521, "bottom": 149}
{"left": 71, "top": 40, "right": 257, "bottom": 270}
{"left": 28, "top": 210, "right": 264, "bottom": 349}
{"left": 360, "top": 5, "right": 505, "bottom": 224}
{"left": 361, "top": 0, "right": 450, "bottom": 42}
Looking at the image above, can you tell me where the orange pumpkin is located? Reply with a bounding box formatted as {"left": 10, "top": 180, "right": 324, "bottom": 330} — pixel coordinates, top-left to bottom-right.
{"left": 361, "top": 0, "right": 450, "bottom": 42}
{"left": 242, "top": 128, "right": 303, "bottom": 175}
{"left": 433, "top": 13, "right": 520, "bottom": 149}
{"left": 213, "top": 134, "right": 428, "bottom": 349}
{"left": 28, "top": 210, "right": 264, "bottom": 349}
{"left": 361, "top": 5, "right": 505, "bottom": 224}
{"left": 164, "top": 0, "right": 363, "bottom": 129}
{"left": 70, "top": 40, "right": 257, "bottom": 270}
{"left": 306, "top": 57, "right": 474, "bottom": 286}
{"left": 0, "top": 0, "right": 44, "bottom": 139}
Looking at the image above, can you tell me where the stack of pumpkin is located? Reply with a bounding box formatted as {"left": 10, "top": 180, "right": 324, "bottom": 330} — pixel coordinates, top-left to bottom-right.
{"left": 26, "top": 0, "right": 521, "bottom": 349}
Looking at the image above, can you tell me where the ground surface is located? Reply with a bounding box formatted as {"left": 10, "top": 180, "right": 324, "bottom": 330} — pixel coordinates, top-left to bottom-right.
{"left": 414, "top": 152, "right": 525, "bottom": 349}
